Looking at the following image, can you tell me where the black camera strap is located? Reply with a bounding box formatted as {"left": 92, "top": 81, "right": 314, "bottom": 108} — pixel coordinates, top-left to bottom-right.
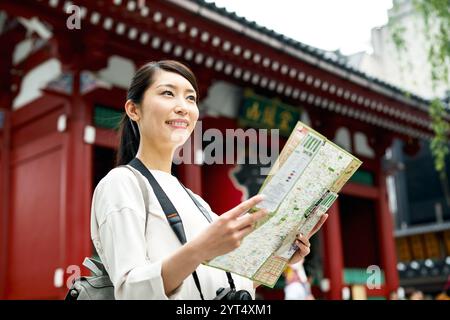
{"left": 128, "top": 157, "right": 236, "bottom": 300}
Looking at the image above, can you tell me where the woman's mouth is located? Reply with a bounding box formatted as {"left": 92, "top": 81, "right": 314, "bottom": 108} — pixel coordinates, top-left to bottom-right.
{"left": 165, "top": 120, "right": 189, "bottom": 129}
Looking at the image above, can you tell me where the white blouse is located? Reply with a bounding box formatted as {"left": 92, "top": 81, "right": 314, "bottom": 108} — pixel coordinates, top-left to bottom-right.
{"left": 90, "top": 166, "right": 255, "bottom": 300}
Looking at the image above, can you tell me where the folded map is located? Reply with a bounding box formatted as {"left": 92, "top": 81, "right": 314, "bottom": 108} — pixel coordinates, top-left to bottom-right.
{"left": 205, "top": 121, "right": 362, "bottom": 287}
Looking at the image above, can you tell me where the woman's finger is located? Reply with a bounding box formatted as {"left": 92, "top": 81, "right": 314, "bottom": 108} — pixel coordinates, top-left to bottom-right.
{"left": 308, "top": 214, "right": 328, "bottom": 238}
{"left": 222, "top": 195, "right": 265, "bottom": 219}
{"left": 233, "top": 209, "right": 267, "bottom": 230}
{"left": 295, "top": 240, "right": 311, "bottom": 257}
{"left": 296, "top": 234, "right": 310, "bottom": 247}
{"left": 235, "top": 224, "right": 254, "bottom": 240}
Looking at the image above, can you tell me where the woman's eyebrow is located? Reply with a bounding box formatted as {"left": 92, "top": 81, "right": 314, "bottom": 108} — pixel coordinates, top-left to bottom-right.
{"left": 156, "top": 83, "right": 195, "bottom": 94}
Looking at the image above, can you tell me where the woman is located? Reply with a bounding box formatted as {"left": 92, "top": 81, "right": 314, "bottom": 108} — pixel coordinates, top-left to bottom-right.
{"left": 90, "top": 60, "right": 327, "bottom": 300}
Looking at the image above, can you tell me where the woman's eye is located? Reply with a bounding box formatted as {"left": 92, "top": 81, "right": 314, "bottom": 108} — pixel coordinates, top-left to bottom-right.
{"left": 187, "top": 95, "right": 196, "bottom": 102}
{"left": 162, "top": 90, "right": 174, "bottom": 96}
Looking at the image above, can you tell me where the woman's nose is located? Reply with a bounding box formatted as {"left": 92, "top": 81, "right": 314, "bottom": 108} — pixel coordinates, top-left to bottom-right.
{"left": 174, "top": 100, "right": 189, "bottom": 115}
{"left": 174, "top": 105, "right": 188, "bottom": 115}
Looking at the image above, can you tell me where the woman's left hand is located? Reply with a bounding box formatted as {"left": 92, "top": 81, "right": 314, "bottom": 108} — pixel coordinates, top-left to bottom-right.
{"left": 288, "top": 214, "right": 328, "bottom": 265}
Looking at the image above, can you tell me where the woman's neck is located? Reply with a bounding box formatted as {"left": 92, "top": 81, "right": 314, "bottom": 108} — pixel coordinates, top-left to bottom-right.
{"left": 136, "top": 142, "right": 175, "bottom": 174}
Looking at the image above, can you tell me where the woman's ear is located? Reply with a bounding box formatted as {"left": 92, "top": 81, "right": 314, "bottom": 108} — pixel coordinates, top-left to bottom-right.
{"left": 125, "top": 100, "right": 140, "bottom": 121}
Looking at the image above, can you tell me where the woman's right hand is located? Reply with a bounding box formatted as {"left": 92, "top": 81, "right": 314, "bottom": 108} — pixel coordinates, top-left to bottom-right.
{"left": 191, "top": 195, "right": 267, "bottom": 262}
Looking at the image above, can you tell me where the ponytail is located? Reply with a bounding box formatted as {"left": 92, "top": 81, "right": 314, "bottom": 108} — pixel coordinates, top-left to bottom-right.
{"left": 115, "top": 115, "right": 140, "bottom": 166}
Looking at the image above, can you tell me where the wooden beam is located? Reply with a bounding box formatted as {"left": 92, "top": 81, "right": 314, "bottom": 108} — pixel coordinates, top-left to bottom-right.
{"left": 94, "top": 127, "right": 119, "bottom": 149}
{"left": 12, "top": 95, "right": 68, "bottom": 128}
{"left": 341, "top": 182, "right": 380, "bottom": 200}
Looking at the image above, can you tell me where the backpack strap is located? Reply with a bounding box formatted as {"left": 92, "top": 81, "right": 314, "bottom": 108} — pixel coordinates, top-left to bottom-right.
{"left": 83, "top": 257, "right": 108, "bottom": 277}
{"left": 122, "top": 165, "right": 151, "bottom": 235}
{"left": 128, "top": 159, "right": 188, "bottom": 244}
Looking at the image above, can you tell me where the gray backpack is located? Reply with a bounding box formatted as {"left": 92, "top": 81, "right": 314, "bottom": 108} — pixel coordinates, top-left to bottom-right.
{"left": 65, "top": 257, "right": 115, "bottom": 300}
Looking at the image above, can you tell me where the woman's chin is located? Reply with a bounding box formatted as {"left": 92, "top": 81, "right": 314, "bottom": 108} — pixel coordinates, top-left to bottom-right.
{"left": 167, "top": 132, "right": 190, "bottom": 147}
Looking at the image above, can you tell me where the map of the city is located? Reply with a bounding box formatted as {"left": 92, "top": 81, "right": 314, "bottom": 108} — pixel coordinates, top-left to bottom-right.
{"left": 205, "top": 121, "right": 362, "bottom": 287}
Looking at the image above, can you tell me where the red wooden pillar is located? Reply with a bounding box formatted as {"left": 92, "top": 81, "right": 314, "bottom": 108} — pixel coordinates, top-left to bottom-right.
{"left": 371, "top": 134, "right": 399, "bottom": 298}
{"left": 0, "top": 108, "right": 11, "bottom": 299}
{"left": 375, "top": 167, "right": 399, "bottom": 297}
{"left": 62, "top": 70, "right": 94, "bottom": 293}
{"left": 54, "top": 29, "right": 109, "bottom": 294}
{"left": 309, "top": 110, "right": 344, "bottom": 299}
{"left": 322, "top": 200, "right": 344, "bottom": 300}
{"left": 178, "top": 162, "right": 202, "bottom": 196}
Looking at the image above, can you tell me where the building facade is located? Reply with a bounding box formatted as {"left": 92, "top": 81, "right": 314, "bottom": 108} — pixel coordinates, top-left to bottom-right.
{"left": 0, "top": 0, "right": 442, "bottom": 299}
{"left": 349, "top": 0, "right": 450, "bottom": 100}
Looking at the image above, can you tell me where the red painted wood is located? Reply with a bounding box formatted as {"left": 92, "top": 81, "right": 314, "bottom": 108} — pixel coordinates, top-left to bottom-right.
{"left": 178, "top": 163, "right": 203, "bottom": 196}
{"left": 94, "top": 127, "right": 119, "bottom": 150}
{"left": 322, "top": 200, "right": 345, "bottom": 299}
{"left": 341, "top": 182, "right": 380, "bottom": 200}
{"left": 375, "top": 168, "right": 400, "bottom": 298}
{"left": 12, "top": 95, "right": 68, "bottom": 128}
{"left": 199, "top": 116, "right": 246, "bottom": 214}
{"left": 12, "top": 39, "right": 58, "bottom": 80}
{"left": 366, "top": 285, "right": 387, "bottom": 298}
{"left": 340, "top": 196, "right": 380, "bottom": 268}
{"left": 11, "top": 131, "right": 63, "bottom": 164}
{"left": 12, "top": 107, "right": 64, "bottom": 148}
{"left": 84, "top": 87, "right": 127, "bottom": 111}
{"left": 0, "top": 108, "right": 11, "bottom": 299}
{"left": 177, "top": 134, "right": 203, "bottom": 195}
{"left": 62, "top": 71, "right": 93, "bottom": 298}
{"left": 3, "top": 93, "right": 70, "bottom": 299}
{"left": 0, "top": 1, "right": 64, "bottom": 27}
{"left": 7, "top": 132, "right": 65, "bottom": 299}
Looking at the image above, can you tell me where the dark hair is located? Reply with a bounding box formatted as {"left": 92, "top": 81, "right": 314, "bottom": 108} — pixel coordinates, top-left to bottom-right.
{"left": 116, "top": 60, "right": 199, "bottom": 166}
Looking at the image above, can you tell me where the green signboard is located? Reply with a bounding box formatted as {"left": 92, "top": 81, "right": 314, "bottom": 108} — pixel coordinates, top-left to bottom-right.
{"left": 238, "top": 89, "right": 301, "bottom": 137}
{"left": 94, "top": 105, "right": 123, "bottom": 130}
{"left": 349, "top": 169, "right": 374, "bottom": 186}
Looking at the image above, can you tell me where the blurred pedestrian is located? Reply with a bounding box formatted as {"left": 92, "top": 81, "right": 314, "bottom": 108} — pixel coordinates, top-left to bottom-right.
{"left": 409, "top": 289, "right": 424, "bottom": 300}
{"left": 436, "top": 276, "right": 450, "bottom": 300}
{"left": 284, "top": 260, "right": 314, "bottom": 300}
{"left": 389, "top": 290, "right": 399, "bottom": 300}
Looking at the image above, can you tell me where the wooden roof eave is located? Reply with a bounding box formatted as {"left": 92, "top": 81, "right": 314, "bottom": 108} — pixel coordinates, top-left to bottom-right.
{"left": 2, "top": 0, "right": 441, "bottom": 142}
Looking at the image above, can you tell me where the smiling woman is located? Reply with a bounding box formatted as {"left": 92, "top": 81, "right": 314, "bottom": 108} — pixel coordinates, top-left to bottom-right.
{"left": 88, "top": 60, "right": 321, "bottom": 300}
{"left": 89, "top": 60, "right": 271, "bottom": 300}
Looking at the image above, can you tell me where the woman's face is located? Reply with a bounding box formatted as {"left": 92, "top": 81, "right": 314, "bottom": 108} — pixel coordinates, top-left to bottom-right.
{"left": 137, "top": 70, "right": 199, "bottom": 151}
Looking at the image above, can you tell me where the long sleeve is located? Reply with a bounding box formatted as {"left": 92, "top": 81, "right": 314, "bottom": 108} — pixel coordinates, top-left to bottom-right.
{"left": 91, "top": 168, "right": 183, "bottom": 300}
{"left": 98, "top": 209, "right": 183, "bottom": 299}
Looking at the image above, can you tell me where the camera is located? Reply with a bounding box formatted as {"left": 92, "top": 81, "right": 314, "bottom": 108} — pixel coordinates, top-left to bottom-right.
{"left": 213, "top": 287, "right": 252, "bottom": 300}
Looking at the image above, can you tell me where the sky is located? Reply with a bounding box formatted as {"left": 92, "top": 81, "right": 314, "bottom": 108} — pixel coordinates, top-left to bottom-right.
{"left": 205, "top": 0, "right": 393, "bottom": 55}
